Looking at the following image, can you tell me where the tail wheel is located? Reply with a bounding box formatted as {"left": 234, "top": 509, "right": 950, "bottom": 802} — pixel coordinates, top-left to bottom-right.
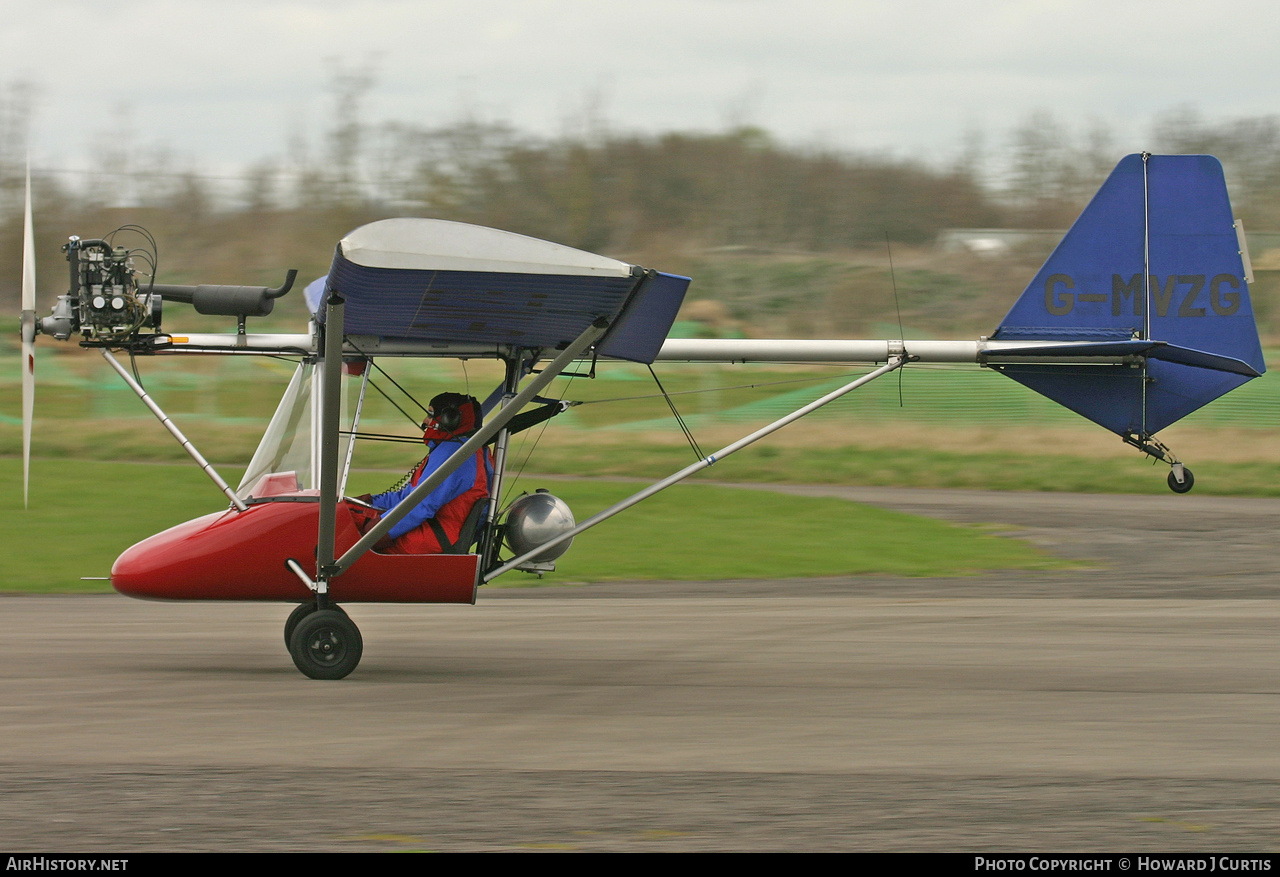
{"left": 1167, "top": 468, "right": 1195, "bottom": 494}
{"left": 288, "top": 609, "right": 363, "bottom": 680}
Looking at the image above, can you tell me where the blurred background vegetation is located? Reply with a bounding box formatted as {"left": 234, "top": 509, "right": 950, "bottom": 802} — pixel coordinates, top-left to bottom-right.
{"left": 6, "top": 73, "right": 1280, "bottom": 339}
{"left": 4, "top": 73, "right": 1280, "bottom": 495}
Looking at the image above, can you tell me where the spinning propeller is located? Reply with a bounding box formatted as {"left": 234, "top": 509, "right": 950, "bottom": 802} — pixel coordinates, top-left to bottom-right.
{"left": 19, "top": 160, "right": 35, "bottom": 509}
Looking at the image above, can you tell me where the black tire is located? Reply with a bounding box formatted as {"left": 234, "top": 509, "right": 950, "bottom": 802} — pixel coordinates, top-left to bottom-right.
{"left": 284, "top": 602, "right": 317, "bottom": 647}
{"left": 1168, "top": 468, "right": 1195, "bottom": 494}
{"left": 283, "top": 601, "right": 347, "bottom": 647}
{"left": 289, "top": 609, "right": 363, "bottom": 680}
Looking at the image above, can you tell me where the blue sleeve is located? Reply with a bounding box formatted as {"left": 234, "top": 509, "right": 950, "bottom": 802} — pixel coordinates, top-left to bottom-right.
{"left": 370, "top": 443, "right": 476, "bottom": 540}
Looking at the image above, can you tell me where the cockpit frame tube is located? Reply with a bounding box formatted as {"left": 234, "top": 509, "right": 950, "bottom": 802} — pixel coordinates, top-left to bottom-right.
{"left": 330, "top": 317, "right": 612, "bottom": 577}
{"left": 315, "top": 293, "right": 346, "bottom": 587}
{"left": 479, "top": 354, "right": 526, "bottom": 573}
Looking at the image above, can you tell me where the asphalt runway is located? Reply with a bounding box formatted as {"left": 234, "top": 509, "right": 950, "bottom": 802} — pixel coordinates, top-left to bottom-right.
{"left": 3, "top": 487, "right": 1279, "bottom": 851}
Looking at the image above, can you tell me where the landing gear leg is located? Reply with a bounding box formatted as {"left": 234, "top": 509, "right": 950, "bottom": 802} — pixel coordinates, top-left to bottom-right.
{"left": 1167, "top": 463, "right": 1194, "bottom": 494}
{"left": 288, "top": 607, "right": 363, "bottom": 680}
{"left": 1124, "top": 433, "right": 1194, "bottom": 494}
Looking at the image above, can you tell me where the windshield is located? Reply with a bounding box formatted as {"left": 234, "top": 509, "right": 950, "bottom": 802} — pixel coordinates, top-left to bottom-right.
{"left": 237, "top": 360, "right": 367, "bottom": 500}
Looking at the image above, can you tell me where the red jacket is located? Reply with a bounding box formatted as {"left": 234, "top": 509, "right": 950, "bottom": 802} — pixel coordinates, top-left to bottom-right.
{"left": 375, "top": 444, "right": 494, "bottom": 555}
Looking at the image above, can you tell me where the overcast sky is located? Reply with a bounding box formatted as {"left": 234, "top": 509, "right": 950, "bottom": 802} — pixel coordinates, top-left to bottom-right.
{"left": 4, "top": 0, "right": 1278, "bottom": 182}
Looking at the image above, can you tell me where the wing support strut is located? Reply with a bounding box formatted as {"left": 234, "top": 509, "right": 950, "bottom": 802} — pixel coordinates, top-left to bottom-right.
{"left": 100, "top": 349, "right": 248, "bottom": 511}
{"left": 484, "top": 354, "right": 909, "bottom": 582}
{"left": 323, "top": 316, "right": 614, "bottom": 582}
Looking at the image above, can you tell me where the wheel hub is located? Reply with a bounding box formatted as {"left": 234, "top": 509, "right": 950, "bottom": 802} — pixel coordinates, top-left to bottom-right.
{"left": 288, "top": 609, "right": 363, "bottom": 679}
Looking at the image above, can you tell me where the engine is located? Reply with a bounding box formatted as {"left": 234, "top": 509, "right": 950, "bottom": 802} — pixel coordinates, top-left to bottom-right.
{"left": 35, "top": 229, "right": 295, "bottom": 345}
{"left": 39, "top": 237, "right": 160, "bottom": 341}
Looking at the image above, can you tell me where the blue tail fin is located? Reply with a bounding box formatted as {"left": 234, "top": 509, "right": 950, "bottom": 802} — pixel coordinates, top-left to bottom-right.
{"left": 991, "top": 153, "right": 1264, "bottom": 437}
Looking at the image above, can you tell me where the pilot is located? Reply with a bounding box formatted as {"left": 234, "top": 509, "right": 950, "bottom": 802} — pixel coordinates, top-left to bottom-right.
{"left": 360, "top": 392, "right": 495, "bottom": 554}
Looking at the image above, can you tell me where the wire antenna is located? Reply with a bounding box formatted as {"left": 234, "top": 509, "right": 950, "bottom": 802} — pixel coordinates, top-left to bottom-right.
{"left": 886, "top": 233, "right": 906, "bottom": 407}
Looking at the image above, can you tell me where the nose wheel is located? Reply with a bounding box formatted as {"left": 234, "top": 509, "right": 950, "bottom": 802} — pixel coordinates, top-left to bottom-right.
{"left": 287, "top": 607, "right": 363, "bottom": 679}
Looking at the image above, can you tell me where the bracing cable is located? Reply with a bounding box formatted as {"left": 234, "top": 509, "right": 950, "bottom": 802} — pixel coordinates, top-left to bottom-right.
{"left": 499, "top": 374, "right": 576, "bottom": 508}
{"left": 345, "top": 339, "right": 430, "bottom": 417}
{"left": 647, "top": 364, "right": 704, "bottom": 461}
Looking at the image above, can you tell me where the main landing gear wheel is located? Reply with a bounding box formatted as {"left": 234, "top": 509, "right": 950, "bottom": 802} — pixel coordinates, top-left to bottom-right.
{"left": 288, "top": 609, "right": 363, "bottom": 680}
{"left": 1168, "top": 468, "right": 1195, "bottom": 494}
{"left": 283, "top": 601, "right": 347, "bottom": 647}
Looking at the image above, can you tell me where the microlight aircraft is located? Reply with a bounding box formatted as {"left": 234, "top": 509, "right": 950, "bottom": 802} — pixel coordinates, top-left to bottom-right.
{"left": 18, "top": 153, "right": 1266, "bottom": 678}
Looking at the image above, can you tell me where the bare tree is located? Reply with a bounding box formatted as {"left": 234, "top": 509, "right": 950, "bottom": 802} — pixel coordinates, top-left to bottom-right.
{"left": 0, "top": 80, "right": 37, "bottom": 212}
{"left": 1152, "top": 107, "right": 1280, "bottom": 227}
{"left": 325, "top": 60, "right": 377, "bottom": 207}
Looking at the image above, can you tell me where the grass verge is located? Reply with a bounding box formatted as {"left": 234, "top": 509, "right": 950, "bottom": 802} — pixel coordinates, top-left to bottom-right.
{"left": 3, "top": 459, "right": 1071, "bottom": 593}
{"left": 482, "top": 434, "right": 1280, "bottom": 496}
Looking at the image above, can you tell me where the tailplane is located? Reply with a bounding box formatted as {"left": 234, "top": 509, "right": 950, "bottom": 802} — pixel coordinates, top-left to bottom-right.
{"left": 990, "top": 154, "right": 1264, "bottom": 459}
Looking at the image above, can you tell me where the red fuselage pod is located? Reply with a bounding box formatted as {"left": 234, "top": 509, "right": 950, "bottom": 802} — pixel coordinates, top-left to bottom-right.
{"left": 111, "top": 498, "right": 478, "bottom": 603}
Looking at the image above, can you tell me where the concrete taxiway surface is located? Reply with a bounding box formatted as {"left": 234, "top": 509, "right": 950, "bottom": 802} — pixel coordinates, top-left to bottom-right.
{"left": 2, "top": 488, "right": 1278, "bottom": 851}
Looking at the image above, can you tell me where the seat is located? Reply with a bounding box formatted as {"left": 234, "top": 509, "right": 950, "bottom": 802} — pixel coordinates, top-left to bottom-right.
{"left": 443, "top": 498, "right": 488, "bottom": 555}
